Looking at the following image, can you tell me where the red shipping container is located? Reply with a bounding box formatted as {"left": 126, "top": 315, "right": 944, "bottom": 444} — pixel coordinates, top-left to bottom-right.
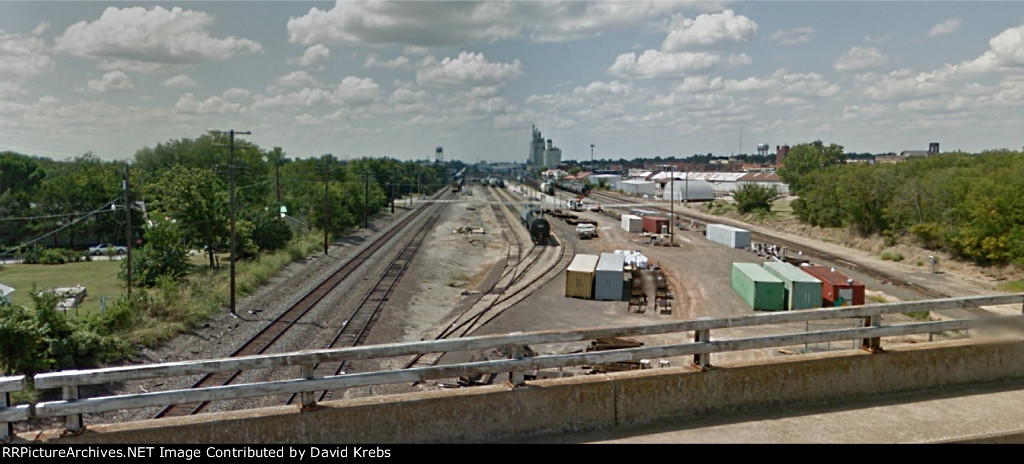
{"left": 800, "top": 265, "right": 865, "bottom": 306}
{"left": 642, "top": 216, "right": 669, "bottom": 234}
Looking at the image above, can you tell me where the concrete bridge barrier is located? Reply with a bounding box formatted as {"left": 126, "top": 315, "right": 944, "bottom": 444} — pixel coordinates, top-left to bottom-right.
{"left": 23, "top": 338, "right": 1024, "bottom": 444}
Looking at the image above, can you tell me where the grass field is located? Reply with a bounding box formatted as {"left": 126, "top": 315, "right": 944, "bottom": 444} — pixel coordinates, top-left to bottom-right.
{"left": 0, "top": 260, "right": 124, "bottom": 316}
{"left": 771, "top": 198, "right": 796, "bottom": 220}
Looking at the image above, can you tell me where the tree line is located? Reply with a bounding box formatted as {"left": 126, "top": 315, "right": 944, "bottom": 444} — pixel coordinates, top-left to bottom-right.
{"left": 0, "top": 135, "right": 454, "bottom": 375}
{"left": 1, "top": 134, "right": 454, "bottom": 264}
{"left": 780, "top": 142, "right": 1024, "bottom": 269}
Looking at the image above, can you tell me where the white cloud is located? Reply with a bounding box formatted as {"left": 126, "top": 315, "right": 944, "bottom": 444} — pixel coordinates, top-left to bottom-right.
{"left": 0, "top": 28, "right": 56, "bottom": 78}
{"left": 389, "top": 87, "right": 427, "bottom": 104}
{"left": 32, "top": 22, "right": 50, "bottom": 36}
{"left": 775, "top": 70, "right": 839, "bottom": 98}
{"left": 253, "top": 88, "right": 336, "bottom": 110}
{"left": 662, "top": 10, "right": 757, "bottom": 51}
{"left": 85, "top": 70, "right": 134, "bottom": 93}
{"left": 290, "top": 44, "right": 330, "bottom": 67}
{"left": 333, "top": 76, "right": 382, "bottom": 105}
{"left": 174, "top": 88, "right": 250, "bottom": 114}
{"left": 416, "top": 52, "right": 523, "bottom": 86}
{"left": 574, "top": 80, "right": 631, "bottom": 97}
{"left": 862, "top": 34, "right": 891, "bottom": 45}
{"left": 834, "top": 46, "right": 888, "bottom": 71}
{"left": 770, "top": 27, "right": 814, "bottom": 45}
{"left": 986, "top": 25, "right": 1024, "bottom": 66}
{"left": 253, "top": 76, "right": 381, "bottom": 111}
{"left": 286, "top": 1, "right": 686, "bottom": 46}
{"left": 608, "top": 50, "right": 751, "bottom": 78}
{"left": 54, "top": 6, "right": 262, "bottom": 73}
{"left": 928, "top": 18, "right": 962, "bottom": 38}
{"left": 274, "top": 71, "right": 323, "bottom": 89}
{"left": 860, "top": 69, "right": 947, "bottom": 100}
{"left": 841, "top": 104, "right": 888, "bottom": 121}
{"left": 364, "top": 55, "right": 412, "bottom": 69}
{"left": 932, "top": 24, "right": 1024, "bottom": 77}
{"left": 162, "top": 74, "right": 197, "bottom": 89}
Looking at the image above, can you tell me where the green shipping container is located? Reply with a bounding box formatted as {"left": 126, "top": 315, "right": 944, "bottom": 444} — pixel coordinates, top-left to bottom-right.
{"left": 763, "top": 261, "right": 823, "bottom": 310}
{"left": 731, "top": 262, "right": 785, "bottom": 311}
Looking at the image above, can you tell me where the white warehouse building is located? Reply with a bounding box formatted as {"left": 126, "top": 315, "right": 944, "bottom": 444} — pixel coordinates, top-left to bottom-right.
{"left": 617, "top": 180, "right": 657, "bottom": 197}
{"left": 662, "top": 179, "right": 715, "bottom": 202}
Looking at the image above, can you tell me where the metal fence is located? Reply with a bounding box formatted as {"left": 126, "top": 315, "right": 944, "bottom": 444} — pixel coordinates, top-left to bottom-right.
{"left": 2, "top": 293, "right": 1022, "bottom": 440}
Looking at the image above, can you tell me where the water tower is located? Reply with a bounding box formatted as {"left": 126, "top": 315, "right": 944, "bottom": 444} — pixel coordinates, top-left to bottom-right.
{"left": 435, "top": 146, "right": 444, "bottom": 163}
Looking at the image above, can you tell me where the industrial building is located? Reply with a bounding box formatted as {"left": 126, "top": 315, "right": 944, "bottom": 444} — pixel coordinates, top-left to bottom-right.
{"left": 617, "top": 179, "right": 656, "bottom": 197}
{"left": 528, "top": 125, "right": 562, "bottom": 168}
{"left": 736, "top": 172, "right": 789, "bottom": 195}
{"left": 662, "top": 179, "right": 715, "bottom": 202}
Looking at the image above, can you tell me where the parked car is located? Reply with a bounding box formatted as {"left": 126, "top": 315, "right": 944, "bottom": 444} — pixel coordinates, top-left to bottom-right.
{"left": 88, "top": 243, "right": 127, "bottom": 255}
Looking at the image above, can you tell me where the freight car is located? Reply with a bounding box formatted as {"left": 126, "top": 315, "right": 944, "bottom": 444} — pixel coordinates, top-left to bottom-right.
{"left": 450, "top": 177, "right": 464, "bottom": 193}
{"left": 522, "top": 177, "right": 555, "bottom": 195}
{"left": 553, "top": 179, "right": 592, "bottom": 196}
{"left": 520, "top": 204, "right": 550, "bottom": 245}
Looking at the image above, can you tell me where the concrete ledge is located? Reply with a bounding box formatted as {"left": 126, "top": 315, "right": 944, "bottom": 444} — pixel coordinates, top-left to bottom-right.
{"left": 22, "top": 339, "right": 1024, "bottom": 444}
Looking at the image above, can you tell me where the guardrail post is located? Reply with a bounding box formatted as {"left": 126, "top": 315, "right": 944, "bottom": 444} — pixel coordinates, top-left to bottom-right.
{"left": 62, "top": 385, "right": 82, "bottom": 432}
{"left": 860, "top": 314, "right": 883, "bottom": 353}
{"left": 508, "top": 345, "right": 525, "bottom": 386}
{"left": 300, "top": 363, "right": 317, "bottom": 410}
{"left": 693, "top": 323, "right": 712, "bottom": 370}
{"left": 2, "top": 390, "right": 10, "bottom": 441}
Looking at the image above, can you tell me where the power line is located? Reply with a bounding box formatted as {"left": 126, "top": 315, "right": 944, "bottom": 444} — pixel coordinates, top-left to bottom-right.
{"left": 0, "top": 208, "right": 119, "bottom": 222}
{"left": 1, "top": 196, "right": 122, "bottom": 256}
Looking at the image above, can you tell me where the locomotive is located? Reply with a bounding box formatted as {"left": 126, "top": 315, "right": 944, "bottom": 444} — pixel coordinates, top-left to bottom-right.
{"left": 519, "top": 204, "right": 550, "bottom": 245}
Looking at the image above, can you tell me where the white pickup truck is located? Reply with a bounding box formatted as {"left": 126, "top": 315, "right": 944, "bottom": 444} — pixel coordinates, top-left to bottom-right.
{"left": 575, "top": 223, "right": 597, "bottom": 239}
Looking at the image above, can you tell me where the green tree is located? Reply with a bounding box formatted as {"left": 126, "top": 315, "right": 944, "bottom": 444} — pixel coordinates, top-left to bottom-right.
{"left": 778, "top": 140, "right": 846, "bottom": 195}
{"left": 0, "top": 300, "right": 49, "bottom": 374}
{"left": 35, "top": 153, "right": 125, "bottom": 248}
{"left": 143, "top": 165, "right": 228, "bottom": 267}
{"left": 247, "top": 208, "right": 293, "bottom": 252}
{"left": 121, "top": 217, "right": 190, "bottom": 287}
{"left": 734, "top": 183, "right": 780, "bottom": 214}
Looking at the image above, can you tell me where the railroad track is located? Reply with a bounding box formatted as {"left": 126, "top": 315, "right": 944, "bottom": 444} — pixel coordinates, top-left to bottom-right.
{"left": 403, "top": 186, "right": 573, "bottom": 374}
{"left": 154, "top": 189, "right": 450, "bottom": 418}
{"left": 285, "top": 193, "right": 451, "bottom": 404}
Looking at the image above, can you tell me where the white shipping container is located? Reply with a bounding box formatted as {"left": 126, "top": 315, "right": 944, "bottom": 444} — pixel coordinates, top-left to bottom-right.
{"left": 621, "top": 214, "right": 642, "bottom": 233}
{"left": 594, "top": 253, "right": 626, "bottom": 301}
{"left": 706, "top": 224, "right": 751, "bottom": 249}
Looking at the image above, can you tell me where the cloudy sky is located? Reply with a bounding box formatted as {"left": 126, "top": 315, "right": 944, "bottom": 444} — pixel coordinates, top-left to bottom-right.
{"left": 3, "top": 1, "right": 1024, "bottom": 163}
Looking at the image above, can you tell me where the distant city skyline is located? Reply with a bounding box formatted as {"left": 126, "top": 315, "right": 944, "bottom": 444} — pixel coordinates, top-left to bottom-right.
{"left": 2, "top": 2, "right": 1024, "bottom": 162}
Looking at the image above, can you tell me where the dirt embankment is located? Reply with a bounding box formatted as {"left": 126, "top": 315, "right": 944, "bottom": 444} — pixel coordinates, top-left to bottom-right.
{"left": 727, "top": 206, "right": 1024, "bottom": 292}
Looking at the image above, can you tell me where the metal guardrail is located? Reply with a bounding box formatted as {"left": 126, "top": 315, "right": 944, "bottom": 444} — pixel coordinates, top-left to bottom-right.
{"left": 1, "top": 375, "right": 27, "bottom": 441}
{"left": 5, "top": 294, "right": 1023, "bottom": 435}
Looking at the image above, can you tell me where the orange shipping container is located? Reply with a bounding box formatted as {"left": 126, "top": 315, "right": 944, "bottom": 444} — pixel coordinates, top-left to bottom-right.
{"left": 799, "top": 265, "right": 865, "bottom": 306}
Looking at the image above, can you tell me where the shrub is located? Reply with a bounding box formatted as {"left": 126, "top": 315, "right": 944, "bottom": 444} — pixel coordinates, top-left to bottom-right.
{"left": 39, "top": 248, "right": 69, "bottom": 265}
{"left": 734, "top": 183, "right": 780, "bottom": 214}
{"left": 881, "top": 251, "right": 904, "bottom": 262}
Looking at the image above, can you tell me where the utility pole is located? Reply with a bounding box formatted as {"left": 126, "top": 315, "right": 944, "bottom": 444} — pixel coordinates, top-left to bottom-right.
{"left": 124, "top": 165, "right": 132, "bottom": 296}
{"left": 323, "top": 154, "right": 330, "bottom": 255}
{"left": 684, "top": 166, "right": 689, "bottom": 209}
{"left": 668, "top": 165, "right": 674, "bottom": 245}
{"left": 211, "top": 129, "right": 250, "bottom": 317}
{"left": 273, "top": 146, "right": 283, "bottom": 206}
{"left": 360, "top": 171, "right": 371, "bottom": 229}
